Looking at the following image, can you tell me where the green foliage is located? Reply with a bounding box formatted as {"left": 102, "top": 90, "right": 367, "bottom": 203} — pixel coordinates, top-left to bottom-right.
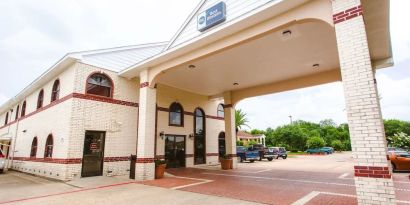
{"left": 387, "top": 132, "right": 410, "bottom": 150}
{"left": 236, "top": 140, "right": 244, "bottom": 146}
{"left": 250, "top": 129, "right": 265, "bottom": 135}
{"left": 307, "top": 136, "right": 325, "bottom": 148}
{"left": 248, "top": 140, "right": 257, "bottom": 147}
{"left": 331, "top": 140, "right": 344, "bottom": 152}
{"left": 384, "top": 119, "right": 410, "bottom": 138}
{"left": 235, "top": 109, "right": 250, "bottom": 130}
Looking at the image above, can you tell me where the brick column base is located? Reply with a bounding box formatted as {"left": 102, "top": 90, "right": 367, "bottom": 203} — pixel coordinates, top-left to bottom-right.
{"left": 135, "top": 162, "right": 155, "bottom": 181}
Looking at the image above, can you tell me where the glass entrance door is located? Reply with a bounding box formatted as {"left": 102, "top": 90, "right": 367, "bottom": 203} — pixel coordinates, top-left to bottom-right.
{"left": 81, "top": 131, "right": 105, "bottom": 177}
{"left": 165, "top": 135, "right": 186, "bottom": 168}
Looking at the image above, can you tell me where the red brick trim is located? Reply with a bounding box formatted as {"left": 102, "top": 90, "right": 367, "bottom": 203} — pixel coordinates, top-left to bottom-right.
{"left": 13, "top": 157, "right": 82, "bottom": 164}
{"left": 12, "top": 156, "right": 131, "bottom": 164}
{"left": 333, "top": 5, "right": 363, "bottom": 24}
{"left": 155, "top": 155, "right": 165, "bottom": 159}
{"left": 354, "top": 166, "right": 391, "bottom": 179}
{"left": 103, "top": 156, "right": 130, "bottom": 162}
{"left": 185, "top": 154, "right": 194, "bottom": 158}
{"left": 206, "top": 153, "right": 219, "bottom": 157}
{"left": 157, "top": 106, "right": 224, "bottom": 121}
{"left": 72, "top": 93, "right": 138, "bottom": 107}
{"left": 140, "top": 82, "right": 149, "bottom": 88}
{"left": 227, "top": 154, "right": 237, "bottom": 158}
{"left": 0, "top": 93, "right": 138, "bottom": 130}
{"left": 223, "top": 104, "right": 233, "bottom": 108}
{"left": 136, "top": 157, "right": 155, "bottom": 163}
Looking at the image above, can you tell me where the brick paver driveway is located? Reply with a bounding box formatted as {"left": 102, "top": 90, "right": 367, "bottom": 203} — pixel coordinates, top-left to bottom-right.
{"left": 144, "top": 152, "right": 410, "bottom": 205}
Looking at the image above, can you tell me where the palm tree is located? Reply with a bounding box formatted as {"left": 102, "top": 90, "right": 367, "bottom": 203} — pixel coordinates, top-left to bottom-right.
{"left": 235, "top": 109, "right": 250, "bottom": 131}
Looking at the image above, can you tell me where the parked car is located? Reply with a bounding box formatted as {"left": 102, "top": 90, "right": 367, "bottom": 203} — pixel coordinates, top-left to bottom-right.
{"left": 390, "top": 153, "right": 410, "bottom": 172}
{"left": 237, "top": 146, "right": 259, "bottom": 162}
{"left": 322, "top": 147, "right": 334, "bottom": 154}
{"left": 271, "top": 147, "right": 287, "bottom": 159}
{"left": 387, "top": 147, "right": 408, "bottom": 155}
{"left": 251, "top": 144, "right": 277, "bottom": 161}
{"left": 306, "top": 147, "right": 331, "bottom": 154}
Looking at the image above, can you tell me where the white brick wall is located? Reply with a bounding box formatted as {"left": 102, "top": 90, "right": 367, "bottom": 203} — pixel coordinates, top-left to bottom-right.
{"left": 332, "top": 0, "right": 396, "bottom": 204}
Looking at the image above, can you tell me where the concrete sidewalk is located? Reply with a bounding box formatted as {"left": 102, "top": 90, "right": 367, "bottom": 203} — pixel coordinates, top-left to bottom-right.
{"left": 0, "top": 171, "right": 261, "bottom": 205}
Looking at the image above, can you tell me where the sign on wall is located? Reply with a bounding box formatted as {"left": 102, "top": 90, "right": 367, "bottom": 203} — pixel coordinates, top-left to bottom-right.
{"left": 197, "top": 1, "right": 226, "bottom": 32}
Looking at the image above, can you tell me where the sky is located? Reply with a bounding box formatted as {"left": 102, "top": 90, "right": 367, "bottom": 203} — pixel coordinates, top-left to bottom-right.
{"left": 0, "top": 0, "right": 409, "bottom": 130}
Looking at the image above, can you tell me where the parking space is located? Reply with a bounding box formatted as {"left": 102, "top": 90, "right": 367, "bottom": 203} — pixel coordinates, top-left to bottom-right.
{"left": 1, "top": 153, "right": 409, "bottom": 205}
{"left": 161, "top": 152, "right": 410, "bottom": 205}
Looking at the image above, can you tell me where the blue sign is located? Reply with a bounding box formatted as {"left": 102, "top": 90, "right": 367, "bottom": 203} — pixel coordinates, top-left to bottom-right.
{"left": 197, "top": 2, "right": 226, "bottom": 32}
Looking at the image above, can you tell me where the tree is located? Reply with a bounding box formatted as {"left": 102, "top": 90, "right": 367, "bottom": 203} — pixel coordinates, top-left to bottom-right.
{"left": 306, "top": 136, "right": 325, "bottom": 149}
{"left": 331, "top": 140, "right": 343, "bottom": 152}
{"left": 387, "top": 132, "right": 410, "bottom": 150}
{"left": 251, "top": 129, "right": 265, "bottom": 135}
{"left": 236, "top": 140, "right": 244, "bottom": 146}
{"left": 270, "top": 124, "right": 308, "bottom": 151}
{"left": 248, "top": 140, "right": 257, "bottom": 147}
{"left": 235, "top": 109, "right": 250, "bottom": 130}
{"left": 384, "top": 119, "right": 410, "bottom": 138}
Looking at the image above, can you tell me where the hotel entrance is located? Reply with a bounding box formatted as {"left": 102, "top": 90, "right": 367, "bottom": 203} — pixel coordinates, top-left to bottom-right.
{"left": 165, "top": 135, "right": 186, "bottom": 168}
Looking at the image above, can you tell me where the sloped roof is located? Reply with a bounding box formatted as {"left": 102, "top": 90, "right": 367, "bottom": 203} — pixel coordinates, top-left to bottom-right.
{"left": 0, "top": 42, "right": 167, "bottom": 114}
{"left": 72, "top": 42, "right": 167, "bottom": 72}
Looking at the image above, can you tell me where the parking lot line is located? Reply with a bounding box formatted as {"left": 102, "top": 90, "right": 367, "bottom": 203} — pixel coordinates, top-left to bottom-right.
{"left": 338, "top": 173, "right": 350, "bottom": 179}
{"left": 170, "top": 176, "right": 213, "bottom": 190}
{"left": 202, "top": 172, "right": 355, "bottom": 187}
{"left": 290, "top": 191, "right": 320, "bottom": 205}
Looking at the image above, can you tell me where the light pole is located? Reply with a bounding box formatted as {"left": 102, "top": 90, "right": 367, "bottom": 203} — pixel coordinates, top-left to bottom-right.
{"left": 288, "top": 115, "right": 293, "bottom": 124}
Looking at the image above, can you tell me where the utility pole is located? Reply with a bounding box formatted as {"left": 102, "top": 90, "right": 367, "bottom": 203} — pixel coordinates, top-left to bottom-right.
{"left": 288, "top": 115, "right": 293, "bottom": 124}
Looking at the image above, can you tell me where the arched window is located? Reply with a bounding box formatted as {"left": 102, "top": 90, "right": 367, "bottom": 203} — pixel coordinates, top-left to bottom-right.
{"left": 44, "top": 134, "right": 53, "bottom": 158}
{"left": 15, "top": 105, "right": 19, "bottom": 120}
{"left": 4, "top": 112, "right": 8, "bottom": 125}
{"left": 37, "top": 89, "right": 44, "bottom": 109}
{"left": 21, "top": 101, "right": 26, "bottom": 117}
{"left": 30, "top": 137, "right": 38, "bottom": 158}
{"left": 86, "top": 73, "right": 113, "bottom": 98}
{"left": 51, "top": 80, "right": 60, "bottom": 102}
{"left": 169, "top": 102, "right": 183, "bottom": 126}
{"left": 217, "top": 104, "right": 224, "bottom": 118}
{"left": 194, "top": 108, "right": 206, "bottom": 165}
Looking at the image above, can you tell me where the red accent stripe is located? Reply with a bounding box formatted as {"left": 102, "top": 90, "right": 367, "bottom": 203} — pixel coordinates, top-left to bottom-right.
{"left": 354, "top": 166, "right": 391, "bottom": 179}
{"left": 333, "top": 5, "right": 363, "bottom": 24}
{"left": 0, "top": 93, "right": 138, "bottom": 130}
{"left": 206, "top": 153, "right": 219, "bottom": 157}
{"left": 157, "top": 106, "right": 224, "bottom": 121}
{"left": 136, "top": 158, "right": 154, "bottom": 163}
{"left": 12, "top": 156, "right": 130, "bottom": 164}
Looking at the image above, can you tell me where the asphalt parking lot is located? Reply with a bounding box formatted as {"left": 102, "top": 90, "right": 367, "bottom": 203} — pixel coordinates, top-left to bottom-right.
{"left": 1, "top": 152, "right": 409, "bottom": 205}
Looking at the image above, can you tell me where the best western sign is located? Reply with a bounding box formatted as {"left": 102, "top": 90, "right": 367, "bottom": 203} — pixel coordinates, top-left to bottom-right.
{"left": 197, "top": 1, "right": 226, "bottom": 32}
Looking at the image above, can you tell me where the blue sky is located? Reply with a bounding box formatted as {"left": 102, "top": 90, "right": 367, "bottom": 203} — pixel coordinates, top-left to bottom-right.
{"left": 0, "top": 0, "right": 409, "bottom": 130}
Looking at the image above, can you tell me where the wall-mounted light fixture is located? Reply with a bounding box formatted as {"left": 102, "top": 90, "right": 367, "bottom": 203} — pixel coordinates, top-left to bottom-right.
{"left": 22, "top": 130, "right": 27, "bottom": 133}
{"left": 159, "top": 131, "right": 165, "bottom": 140}
{"left": 189, "top": 133, "right": 194, "bottom": 140}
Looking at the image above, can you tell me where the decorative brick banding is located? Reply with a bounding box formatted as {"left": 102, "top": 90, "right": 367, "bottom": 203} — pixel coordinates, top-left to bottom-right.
{"left": 12, "top": 156, "right": 131, "bottom": 164}
{"left": 157, "top": 106, "right": 224, "bottom": 121}
{"left": 185, "top": 154, "right": 194, "bottom": 158}
{"left": 13, "top": 157, "right": 82, "bottom": 164}
{"left": 227, "top": 154, "right": 237, "bottom": 158}
{"left": 0, "top": 93, "right": 138, "bottom": 129}
{"left": 136, "top": 158, "right": 155, "bottom": 163}
{"left": 333, "top": 5, "right": 363, "bottom": 24}
{"left": 354, "top": 166, "right": 391, "bottom": 179}
{"left": 140, "top": 82, "right": 149, "bottom": 88}
{"left": 206, "top": 153, "right": 219, "bottom": 156}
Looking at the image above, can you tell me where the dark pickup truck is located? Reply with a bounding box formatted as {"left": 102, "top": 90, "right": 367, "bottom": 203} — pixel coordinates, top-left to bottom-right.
{"left": 237, "top": 146, "right": 259, "bottom": 162}
{"left": 252, "top": 144, "right": 277, "bottom": 161}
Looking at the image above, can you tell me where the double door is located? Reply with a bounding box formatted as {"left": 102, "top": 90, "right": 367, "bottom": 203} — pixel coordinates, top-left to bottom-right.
{"left": 165, "top": 135, "right": 186, "bottom": 168}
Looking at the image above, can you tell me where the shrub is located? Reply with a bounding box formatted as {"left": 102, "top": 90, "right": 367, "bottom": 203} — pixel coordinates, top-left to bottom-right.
{"left": 307, "top": 136, "right": 325, "bottom": 149}
{"left": 331, "top": 140, "right": 343, "bottom": 152}
{"left": 236, "top": 140, "right": 244, "bottom": 146}
{"left": 388, "top": 132, "right": 410, "bottom": 150}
